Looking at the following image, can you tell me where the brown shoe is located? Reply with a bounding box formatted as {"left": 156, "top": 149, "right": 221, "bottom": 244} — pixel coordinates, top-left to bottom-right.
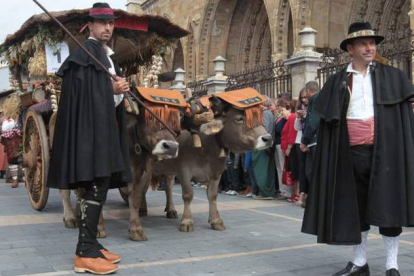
{"left": 74, "top": 256, "right": 118, "bottom": 275}
{"left": 100, "top": 249, "right": 121, "bottom": 264}
{"left": 11, "top": 180, "right": 18, "bottom": 188}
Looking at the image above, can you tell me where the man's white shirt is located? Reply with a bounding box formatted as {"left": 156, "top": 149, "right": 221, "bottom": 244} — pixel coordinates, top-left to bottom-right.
{"left": 346, "top": 62, "right": 374, "bottom": 120}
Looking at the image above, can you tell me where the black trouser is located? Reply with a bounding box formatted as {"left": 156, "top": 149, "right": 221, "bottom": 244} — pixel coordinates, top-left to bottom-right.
{"left": 75, "top": 177, "right": 110, "bottom": 258}
{"left": 296, "top": 146, "right": 308, "bottom": 194}
{"left": 219, "top": 170, "right": 229, "bottom": 191}
{"left": 305, "top": 146, "right": 316, "bottom": 185}
{"left": 351, "top": 145, "right": 402, "bottom": 237}
{"left": 228, "top": 165, "right": 241, "bottom": 192}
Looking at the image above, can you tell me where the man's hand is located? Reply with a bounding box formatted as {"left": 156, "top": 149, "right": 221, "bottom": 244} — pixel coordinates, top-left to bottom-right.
{"left": 113, "top": 75, "right": 129, "bottom": 95}
{"left": 300, "top": 143, "right": 309, "bottom": 152}
{"left": 297, "top": 110, "right": 306, "bottom": 118}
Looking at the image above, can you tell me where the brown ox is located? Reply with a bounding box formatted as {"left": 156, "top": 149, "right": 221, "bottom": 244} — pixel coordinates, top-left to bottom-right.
{"left": 60, "top": 89, "right": 181, "bottom": 238}
{"left": 128, "top": 90, "right": 272, "bottom": 240}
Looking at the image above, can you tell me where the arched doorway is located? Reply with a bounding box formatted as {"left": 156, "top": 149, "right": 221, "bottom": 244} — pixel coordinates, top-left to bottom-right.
{"left": 197, "top": 0, "right": 273, "bottom": 77}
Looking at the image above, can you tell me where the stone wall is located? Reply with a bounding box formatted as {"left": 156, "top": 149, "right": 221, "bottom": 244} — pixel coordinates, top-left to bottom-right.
{"left": 128, "top": 0, "right": 413, "bottom": 85}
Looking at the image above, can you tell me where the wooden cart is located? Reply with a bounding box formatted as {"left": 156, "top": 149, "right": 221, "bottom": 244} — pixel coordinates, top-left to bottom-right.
{"left": 0, "top": 8, "right": 188, "bottom": 210}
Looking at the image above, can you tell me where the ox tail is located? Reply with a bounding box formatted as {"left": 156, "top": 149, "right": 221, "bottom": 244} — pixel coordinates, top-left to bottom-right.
{"left": 151, "top": 175, "right": 160, "bottom": 191}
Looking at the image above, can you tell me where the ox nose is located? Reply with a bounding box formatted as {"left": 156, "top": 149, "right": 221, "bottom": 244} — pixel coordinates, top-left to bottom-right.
{"left": 255, "top": 134, "right": 273, "bottom": 150}
{"left": 261, "top": 135, "right": 271, "bottom": 143}
{"left": 152, "top": 140, "right": 179, "bottom": 158}
{"left": 162, "top": 141, "right": 179, "bottom": 157}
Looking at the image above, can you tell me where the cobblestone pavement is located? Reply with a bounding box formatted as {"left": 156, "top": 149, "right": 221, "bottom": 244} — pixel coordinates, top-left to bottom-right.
{"left": 0, "top": 179, "right": 413, "bottom": 276}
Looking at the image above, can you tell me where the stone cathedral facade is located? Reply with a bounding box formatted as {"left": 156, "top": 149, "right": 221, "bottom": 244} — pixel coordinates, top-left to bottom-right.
{"left": 126, "top": 0, "right": 414, "bottom": 88}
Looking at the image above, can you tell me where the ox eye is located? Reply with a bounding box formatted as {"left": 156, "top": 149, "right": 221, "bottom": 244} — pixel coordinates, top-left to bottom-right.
{"left": 235, "top": 116, "right": 244, "bottom": 123}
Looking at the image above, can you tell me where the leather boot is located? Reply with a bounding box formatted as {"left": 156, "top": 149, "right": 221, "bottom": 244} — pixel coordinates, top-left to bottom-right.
{"left": 100, "top": 249, "right": 121, "bottom": 264}
{"left": 74, "top": 256, "right": 117, "bottom": 274}
{"left": 76, "top": 199, "right": 105, "bottom": 258}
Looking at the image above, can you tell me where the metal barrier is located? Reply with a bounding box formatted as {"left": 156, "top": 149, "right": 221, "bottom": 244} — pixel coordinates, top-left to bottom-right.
{"left": 225, "top": 60, "right": 292, "bottom": 98}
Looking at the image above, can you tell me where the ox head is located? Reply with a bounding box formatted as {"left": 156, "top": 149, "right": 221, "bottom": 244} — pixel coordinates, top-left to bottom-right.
{"left": 126, "top": 111, "right": 179, "bottom": 159}
{"left": 199, "top": 89, "right": 273, "bottom": 153}
{"left": 125, "top": 86, "right": 186, "bottom": 159}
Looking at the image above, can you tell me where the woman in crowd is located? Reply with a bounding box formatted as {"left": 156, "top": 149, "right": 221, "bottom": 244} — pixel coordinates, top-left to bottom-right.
{"left": 280, "top": 97, "right": 299, "bottom": 202}
{"left": 274, "top": 94, "right": 290, "bottom": 199}
{"left": 294, "top": 89, "right": 309, "bottom": 207}
{"left": 252, "top": 97, "right": 276, "bottom": 199}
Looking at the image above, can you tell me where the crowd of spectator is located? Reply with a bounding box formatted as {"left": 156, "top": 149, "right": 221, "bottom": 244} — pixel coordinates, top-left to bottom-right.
{"left": 218, "top": 81, "right": 320, "bottom": 208}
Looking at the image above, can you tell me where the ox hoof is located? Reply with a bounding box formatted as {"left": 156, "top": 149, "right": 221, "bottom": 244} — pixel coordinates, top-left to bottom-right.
{"left": 63, "top": 217, "right": 79, "bottom": 228}
{"left": 139, "top": 209, "right": 148, "bottom": 217}
{"left": 166, "top": 210, "right": 178, "bottom": 219}
{"left": 97, "top": 229, "right": 106, "bottom": 239}
{"left": 179, "top": 220, "right": 194, "bottom": 232}
{"left": 211, "top": 220, "right": 226, "bottom": 231}
{"left": 129, "top": 229, "right": 148, "bottom": 241}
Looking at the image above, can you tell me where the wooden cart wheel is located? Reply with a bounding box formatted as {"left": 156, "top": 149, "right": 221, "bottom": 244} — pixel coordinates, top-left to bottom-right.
{"left": 22, "top": 109, "right": 50, "bottom": 211}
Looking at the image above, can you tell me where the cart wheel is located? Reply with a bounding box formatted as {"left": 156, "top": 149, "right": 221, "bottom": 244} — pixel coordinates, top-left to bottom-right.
{"left": 22, "top": 109, "right": 50, "bottom": 211}
{"left": 119, "top": 187, "right": 129, "bottom": 205}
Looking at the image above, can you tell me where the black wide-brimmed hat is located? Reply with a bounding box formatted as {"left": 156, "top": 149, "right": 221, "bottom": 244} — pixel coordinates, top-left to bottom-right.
{"left": 89, "top": 2, "right": 119, "bottom": 20}
{"left": 340, "top": 22, "right": 384, "bottom": 52}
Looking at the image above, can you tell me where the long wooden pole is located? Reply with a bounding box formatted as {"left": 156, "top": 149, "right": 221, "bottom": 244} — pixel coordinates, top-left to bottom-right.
{"left": 32, "top": 0, "right": 177, "bottom": 137}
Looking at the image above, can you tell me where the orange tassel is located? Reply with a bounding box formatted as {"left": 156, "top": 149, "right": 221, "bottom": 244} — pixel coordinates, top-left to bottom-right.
{"left": 244, "top": 105, "right": 264, "bottom": 129}
{"left": 144, "top": 102, "right": 181, "bottom": 131}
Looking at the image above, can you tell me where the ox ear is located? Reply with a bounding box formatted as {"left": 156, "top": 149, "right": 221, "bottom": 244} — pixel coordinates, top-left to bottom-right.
{"left": 210, "top": 96, "right": 224, "bottom": 116}
{"left": 200, "top": 119, "right": 224, "bottom": 135}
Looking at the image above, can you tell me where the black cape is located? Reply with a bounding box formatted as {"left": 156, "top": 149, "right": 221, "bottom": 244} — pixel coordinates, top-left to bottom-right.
{"left": 47, "top": 39, "right": 131, "bottom": 190}
{"left": 302, "top": 62, "right": 414, "bottom": 245}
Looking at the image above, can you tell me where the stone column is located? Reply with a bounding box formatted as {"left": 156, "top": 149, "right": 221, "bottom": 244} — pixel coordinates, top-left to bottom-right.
{"left": 126, "top": 0, "right": 146, "bottom": 14}
{"left": 284, "top": 27, "right": 322, "bottom": 98}
{"left": 204, "top": 56, "right": 228, "bottom": 94}
{"left": 170, "top": 68, "right": 187, "bottom": 94}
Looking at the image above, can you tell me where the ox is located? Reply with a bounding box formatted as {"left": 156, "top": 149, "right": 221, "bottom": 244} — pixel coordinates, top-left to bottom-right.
{"left": 128, "top": 88, "right": 273, "bottom": 240}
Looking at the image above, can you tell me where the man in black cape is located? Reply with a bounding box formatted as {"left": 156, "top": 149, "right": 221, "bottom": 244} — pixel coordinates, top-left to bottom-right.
{"left": 47, "top": 3, "right": 132, "bottom": 274}
{"left": 301, "top": 22, "right": 414, "bottom": 276}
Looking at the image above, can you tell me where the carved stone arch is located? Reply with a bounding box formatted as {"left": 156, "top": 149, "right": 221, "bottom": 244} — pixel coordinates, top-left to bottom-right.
{"left": 238, "top": 0, "right": 266, "bottom": 69}
{"left": 220, "top": 0, "right": 272, "bottom": 73}
{"left": 274, "top": 0, "right": 293, "bottom": 59}
{"left": 349, "top": 0, "right": 410, "bottom": 38}
{"left": 380, "top": 0, "right": 410, "bottom": 38}
{"left": 252, "top": 8, "right": 271, "bottom": 67}
{"left": 198, "top": 0, "right": 220, "bottom": 79}
{"left": 263, "top": 27, "right": 273, "bottom": 65}
{"left": 207, "top": 0, "right": 239, "bottom": 76}
{"left": 225, "top": 0, "right": 251, "bottom": 73}
{"left": 186, "top": 24, "right": 197, "bottom": 82}
{"left": 394, "top": 0, "right": 411, "bottom": 37}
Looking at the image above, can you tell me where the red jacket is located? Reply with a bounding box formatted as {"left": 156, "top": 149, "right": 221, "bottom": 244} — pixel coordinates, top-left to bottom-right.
{"left": 281, "top": 113, "right": 297, "bottom": 152}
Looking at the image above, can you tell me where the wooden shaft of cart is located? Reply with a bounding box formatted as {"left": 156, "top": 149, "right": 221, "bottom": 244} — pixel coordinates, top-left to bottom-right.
{"left": 32, "top": 0, "right": 178, "bottom": 137}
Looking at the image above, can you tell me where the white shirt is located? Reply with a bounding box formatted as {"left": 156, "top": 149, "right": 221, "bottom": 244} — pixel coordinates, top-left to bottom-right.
{"left": 294, "top": 117, "right": 303, "bottom": 144}
{"left": 346, "top": 62, "right": 374, "bottom": 120}
{"left": 89, "top": 37, "right": 124, "bottom": 107}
